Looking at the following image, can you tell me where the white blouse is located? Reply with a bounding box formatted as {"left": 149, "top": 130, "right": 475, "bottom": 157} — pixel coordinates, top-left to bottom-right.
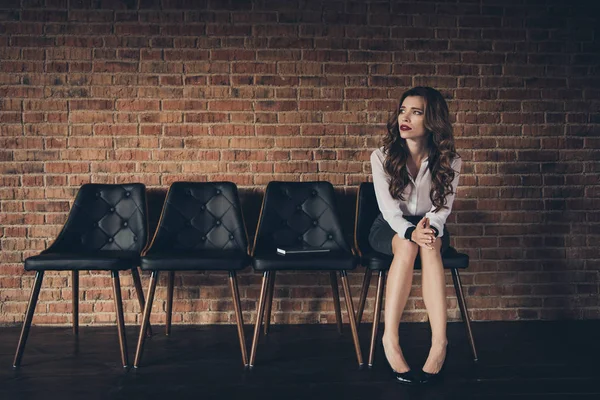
{"left": 370, "top": 147, "right": 461, "bottom": 238}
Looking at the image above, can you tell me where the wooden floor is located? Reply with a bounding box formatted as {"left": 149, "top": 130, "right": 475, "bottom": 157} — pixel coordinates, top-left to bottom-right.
{"left": 0, "top": 321, "right": 598, "bottom": 399}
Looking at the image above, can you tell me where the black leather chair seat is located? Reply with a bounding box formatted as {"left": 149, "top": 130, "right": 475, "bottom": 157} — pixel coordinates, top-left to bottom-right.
{"left": 24, "top": 251, "right": 141, "bottom": 271}
{"left": 141, "top": 250, "right": 251, "bottom": 271}
{"left": 360, "top": 247, "right": 469, "bottom": 271}
{"left": 253, "top": 249, "right": 357, "bottom": 271}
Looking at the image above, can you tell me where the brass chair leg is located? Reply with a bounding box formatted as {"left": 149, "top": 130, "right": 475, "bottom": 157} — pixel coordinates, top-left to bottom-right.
{"left": 72, "top": 270, "right": 79, "bottom": 336}
{"left": 340, "top": 271, "right": 364, "bottom": 366}
{"left": 131, "top": 267, "right": 152, "bottom": 337}
{"left": 249, "top": 271, "right": 270, "bottom": 367}
{"left": 329, "top": 271, "right": 343, "bottom": 334}
{"left": 368, "top": 271, "right": 385, "bottom": 367}
{"left": 166, "top": 271, "right": 175, "bottom": 336}
{"left": 451, "top": 268, "right": 479, "bottom": 362}
{"left": 134, "top": 271, "right": 159, "bottom": 367}
{"left": 111, "top": 270, "right": 128, "bottom": 368}
{"left": 13, "top": 271, "right": 44, "bottom": 368}
{"left": 263, "top": 271, "right": 276, "bottom": 335}
{"left": 356, "top": 269, "right": 372, "bottom": 325}
{"left": 229, "top": 271, "right": 248, "bottom": 366}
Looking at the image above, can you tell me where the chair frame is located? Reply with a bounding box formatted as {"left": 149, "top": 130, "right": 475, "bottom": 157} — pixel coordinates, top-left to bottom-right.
{"left": 353, "top": 184, "right": 478, "bottom": 367}
{"left": 133, "top": 183, "right": 249, "bottom": 367}
{"left": 248, "top": 182, "right": 363, "bottom": 367}
{"left": 13, "top": 184, "right": 152, "bottom": 368}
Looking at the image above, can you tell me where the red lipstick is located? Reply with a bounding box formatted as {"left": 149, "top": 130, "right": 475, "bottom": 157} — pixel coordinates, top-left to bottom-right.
{"left": 400, "top": 124, "right": 412, "bottom": 131}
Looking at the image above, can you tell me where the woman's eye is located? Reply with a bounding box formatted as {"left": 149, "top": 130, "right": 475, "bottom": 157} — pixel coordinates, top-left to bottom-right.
{"left": 413, "top": 111, "right": 422, "bottom": 115}
{"left": 399, "top": 109, "right": 405, "bottom": 114}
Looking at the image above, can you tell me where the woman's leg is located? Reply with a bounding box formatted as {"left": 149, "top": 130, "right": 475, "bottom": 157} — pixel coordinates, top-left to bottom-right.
{"left": 382, "top": 234, "right": 419, "bottom": 372}
{"left": 419, "top": 237, "right": 448, "bottom": 373}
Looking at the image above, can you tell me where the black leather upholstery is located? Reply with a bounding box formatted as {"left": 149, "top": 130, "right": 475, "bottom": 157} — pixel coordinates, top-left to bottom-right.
{"left": 252, "top": 181, "right": 356, "bottom": 271}
{"left": 25, "top": 183, "right": 148, "bottom": 271}
{"left": 355, "top": 182, "right": 469, "bottom": 270}
{"left": 141, "top": 182, "right": 250, "bottom": 271}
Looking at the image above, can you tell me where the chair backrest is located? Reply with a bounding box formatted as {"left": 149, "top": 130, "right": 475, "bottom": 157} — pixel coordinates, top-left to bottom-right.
{"left": 48, "top": 183, "right": 148, "bottom": 253}
{"left": 147, "top": 182, "right": 248, "bottom": 252}
{"left": 253, "top": 181, "right": 350, "bottom": 253}
{"left": 355, "top": 182, "right": 379, "bottom": 255}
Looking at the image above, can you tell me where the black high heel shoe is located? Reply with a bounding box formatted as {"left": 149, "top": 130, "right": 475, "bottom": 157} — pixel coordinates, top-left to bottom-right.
{"left": 393, "top": 369, "right": 419, "bottom": 385}
{"left": 419, "top": 346, "right": 447, "bottom": 385}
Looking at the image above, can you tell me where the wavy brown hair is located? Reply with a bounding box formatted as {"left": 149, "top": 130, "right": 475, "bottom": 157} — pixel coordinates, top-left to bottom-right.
{"left": 383, "top": 87, "right": 459, "bottom": 212}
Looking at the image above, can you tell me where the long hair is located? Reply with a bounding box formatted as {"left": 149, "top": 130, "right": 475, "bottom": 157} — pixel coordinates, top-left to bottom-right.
{"left": 383, "top": 87, "right": 458, "bottom": 212}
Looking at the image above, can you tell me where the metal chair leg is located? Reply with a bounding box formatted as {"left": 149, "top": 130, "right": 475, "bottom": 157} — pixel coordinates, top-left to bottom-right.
{"left": 356, "top": 269, "right": 372, "bottom": 325}
{"left": 340, "top": 271, "right": 364, "bottom": 366}
{"left": 330, "top": 271, "right": 343, "bottom": 334}
{"left": 368, "top": 271, "right": 385, "bottom": 367}
{"left": 72, "top": 270, "right": 79, "bottom": 336}
{"left": 263, "top": 271, "right": 276, "bottom": 335}
{"left": 249, "top": 271, "right": 270, "bottom": 367}
{"left": 166, "top": 271, "right": 175, "bottom": 336}
{"left": 229, "top": 271, "right": 248, "bottom": 366}
{"left": 131, "top": 266, "right": 152, "bottom": 337}
{"left": 111, "top": 270, "right": 128, "bottom": 368}
{"left": 13, "top": 271, "right": 44, "bottom": 368}
{"left": 134, "top": 271, "right": 159, "bottom": 367}
{"left": 451, "top": 268, "right": 479, "bottom": 362}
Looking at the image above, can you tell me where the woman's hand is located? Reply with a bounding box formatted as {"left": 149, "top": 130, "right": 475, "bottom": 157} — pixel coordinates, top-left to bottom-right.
{"left": 411, "top": 217, "right": 436, "bottom": 250}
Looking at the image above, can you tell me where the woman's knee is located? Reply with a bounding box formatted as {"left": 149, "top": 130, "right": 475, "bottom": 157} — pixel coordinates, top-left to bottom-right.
{"left": 391, "top": 234, "right": 419, "bottom": 258}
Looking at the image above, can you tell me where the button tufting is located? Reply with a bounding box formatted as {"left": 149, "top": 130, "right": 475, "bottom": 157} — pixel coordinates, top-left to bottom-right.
{"left": 200, "top": 205, "right": 206, "bottom": 211}
{"left": 133, "top": 236, "right": 138, "bottom": 241}
{"left": 297, "top": 236, "right": 303, "bottom": 242}
{"left": 312, "top": 220, "right": 318, "bottom": 226}
{"left": 125, "top": 191, "right": 131, "bottom": 197}
{"left": 216, "top": 189, "right": 221, "bottom": 195}
{"left": 123, "top": 221, "right": 128, "bottom": 227}
{"left": 201, "top": 236, "right": 206, "bottom": 241}
{"left": 186, "top": 189, "right": 192, "bottom": 195}
{"left": 185, "top": 221, "right": 192, "bottom": 227}
{"left": 215, "top": 220, "right": 221, "bottom": 226}
{"left": 229, "top": 234, "right": 234, "bottom": 240}
{"left": 95, "top": 192, "right": 100, "bottom": 198}
{"left": 311, "top": 190, "right": 317, "bottom": 196}
{"left": 327, "top": 234, "right": 333, "bottom": 240}
{"left": 296, "top": 205, "right": 302, "bottom": 211}
{"left": 109, "top": 207, "right": 115, "bottom": 213}
{"left": 93, "top": 222, "right": 98, "bottom": 227}
{"left": 108, "top": 237, "right": 114, "bottom": 243}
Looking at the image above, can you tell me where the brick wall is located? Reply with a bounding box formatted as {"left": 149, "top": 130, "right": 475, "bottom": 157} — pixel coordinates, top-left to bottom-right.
{"left": 1, "top": 0, "right": 599, "bottom": 326}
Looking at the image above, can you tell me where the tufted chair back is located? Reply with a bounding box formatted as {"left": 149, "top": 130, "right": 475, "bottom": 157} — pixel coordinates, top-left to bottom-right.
{"left": 253, "top": 181, "right": 350, "bottom": 254}
{"left": 355, "top": 182, "right": 379, "bottom": 255}
{"left": 146, "top": 182, "right": 248, "bottom": 253}
{"left": 47, "top": 183, "right": 148, "bottom": 254}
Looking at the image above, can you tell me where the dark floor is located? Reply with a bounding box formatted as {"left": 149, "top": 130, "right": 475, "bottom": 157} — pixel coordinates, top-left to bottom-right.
{"left": 0, "top": 321, "right": 599, "bottom": 399}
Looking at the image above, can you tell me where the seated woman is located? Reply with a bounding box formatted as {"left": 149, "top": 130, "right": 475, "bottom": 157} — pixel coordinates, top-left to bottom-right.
{"left": 369, "top": 86, "right": 461, "bottom": 385}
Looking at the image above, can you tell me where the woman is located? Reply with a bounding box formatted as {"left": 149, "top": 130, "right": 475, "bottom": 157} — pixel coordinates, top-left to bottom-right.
{"left": 369, "top": 86, "right": 461, "bottom": 385}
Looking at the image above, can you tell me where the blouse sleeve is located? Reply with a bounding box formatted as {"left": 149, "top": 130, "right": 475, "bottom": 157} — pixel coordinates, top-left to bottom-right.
{"left": 425, "top": 157, "right": 462, "bottom": 238}
{"left": 371, "top": 149, "right": 415, "bottom": 239}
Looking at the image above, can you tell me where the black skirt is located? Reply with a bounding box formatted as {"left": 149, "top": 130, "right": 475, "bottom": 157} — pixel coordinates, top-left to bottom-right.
{"left": 368, "top": 214, "right": 450, "bottom": 256}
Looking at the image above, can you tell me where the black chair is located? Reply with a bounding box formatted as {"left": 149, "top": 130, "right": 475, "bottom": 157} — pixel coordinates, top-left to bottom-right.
{"left": 13, "top": 183, "right": 152, "bottom": 368}
{"left": 134, "top": 182, "right": 250, "bottom": 367}
{"left": 354, "top": 182, "right": 478, "bottom": 366}
{"left": 249, "top": 181, "right": 363, "bottom": 367}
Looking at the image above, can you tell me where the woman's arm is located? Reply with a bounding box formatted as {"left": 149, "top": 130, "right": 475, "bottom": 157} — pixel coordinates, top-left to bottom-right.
{"left": 425, "top": 157, "right": 462, "bottom": 237}
{"left": 371, "top": 149, "right": 416, "bottom": 241}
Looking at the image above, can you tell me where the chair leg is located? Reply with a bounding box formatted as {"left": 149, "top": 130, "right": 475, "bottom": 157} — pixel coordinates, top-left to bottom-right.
{"left": 72, "top": 270, "right": 79, "bottom": 336}
{"left": 263, "top": 271, "right": 276, "bottom": 335}
{"left": 339, "top": 271, "right": 364, "bottom": 366}
{"left": 13, "top": 271, "right": 44, "bottom": 368}
{"left": 368, "top": 271, "right": 386, "bottom": 367}
{"left": 131, "top": 267, "right": 152, "bottom": 337}
{"left": 229, "top": 271, "right": 248, "bottom": 366}
{"left": 166, "top": 271, "right": 175, "bottom": 336}
{"left": 111, "top": 270, "right": 128, "bottom": 368}
{"left": 451, "top": 268, "right": 479, "bottom": 362}
{"left": 356, "top": 269, "right": 372, "bottom": 326}
{"left": 329, "top": 271, "right": 343, "bottom": 334}
{"left": 249, "top": 271, "right": 270, "bottom": 367}
{"left": 134, "top": 271, "right": 159, "bottom": 368}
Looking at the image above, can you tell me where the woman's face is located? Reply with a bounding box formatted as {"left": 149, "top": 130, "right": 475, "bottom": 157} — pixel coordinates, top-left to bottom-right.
{"left": 397, "top": 96, "right": 427, "bottom": 140}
